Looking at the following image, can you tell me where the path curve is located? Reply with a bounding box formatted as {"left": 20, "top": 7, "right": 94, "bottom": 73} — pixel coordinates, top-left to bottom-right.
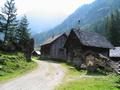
{"left": 0, "top": 60, "right": 65, "bottom": 90}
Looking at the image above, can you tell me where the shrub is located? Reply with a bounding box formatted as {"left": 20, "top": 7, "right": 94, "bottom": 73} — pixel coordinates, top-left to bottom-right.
{"left": 0, "top": 52, "right": 28, "bottom": 74}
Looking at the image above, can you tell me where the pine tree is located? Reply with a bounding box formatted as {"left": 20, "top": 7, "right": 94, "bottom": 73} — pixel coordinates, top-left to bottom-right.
{"left": 1, "top": 0, "right": 17, "bottom": 43}
{"left": 107, "top": 10, "right": 120, "bottom": 46}
{"left": 17, "top": 15, "right": 30, "bottom": 49}
{"left": 0, "top": 14, "right": 5, "bottom": 32}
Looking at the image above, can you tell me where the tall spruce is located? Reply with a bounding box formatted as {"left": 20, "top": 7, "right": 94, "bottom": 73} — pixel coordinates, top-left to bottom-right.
{"left": 0, "top": 0, "right": 17, "bottom": 43}
{"left": 17, "top": 15, "right": 30, "bottom": 48}
{"left": 107, "top": 10, "right": 120, "bottom": 46}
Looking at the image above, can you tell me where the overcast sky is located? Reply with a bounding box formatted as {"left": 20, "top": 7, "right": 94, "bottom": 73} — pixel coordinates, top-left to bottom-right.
{"left": 0, "top": 0, "right": 95, "bottom": 33}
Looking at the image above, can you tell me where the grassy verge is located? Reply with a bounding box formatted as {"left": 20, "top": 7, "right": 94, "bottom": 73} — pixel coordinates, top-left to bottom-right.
{"left": 0, "top": 52, "right": 38, "bottom": 82}
{"left": 55, "top": 63, "right": 120, "bottom": 90}
{"left": 61, "top": 63, "right": 87, "bottom": 81}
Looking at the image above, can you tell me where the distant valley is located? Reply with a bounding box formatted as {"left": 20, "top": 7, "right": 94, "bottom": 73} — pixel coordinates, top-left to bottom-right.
{"left": 33, "top": 0, "right": 120, "bottom": 47}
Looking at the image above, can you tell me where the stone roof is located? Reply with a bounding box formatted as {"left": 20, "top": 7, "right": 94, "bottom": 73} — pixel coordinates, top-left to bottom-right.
{"left": 41, "top": 33, "right": 66, "bottom": 46}
{"left": 32, "top": 51, "right": 41, "bottom": 55}
{"left": 72, "top": 29, "right": 114, "bottom": 49}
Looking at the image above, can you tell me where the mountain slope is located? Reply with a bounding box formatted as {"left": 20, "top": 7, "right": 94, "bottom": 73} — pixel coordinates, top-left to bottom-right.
{"left": 33, "top": 0, "right": 120, "bottom": 46}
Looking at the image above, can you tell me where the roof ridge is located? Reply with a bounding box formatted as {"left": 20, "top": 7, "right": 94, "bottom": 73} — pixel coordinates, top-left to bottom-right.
{"left": 41, "top": 33, "right": 66, "bottom": 46}
{"left": 72, "top": 28, "right": 114, "bottom": 49}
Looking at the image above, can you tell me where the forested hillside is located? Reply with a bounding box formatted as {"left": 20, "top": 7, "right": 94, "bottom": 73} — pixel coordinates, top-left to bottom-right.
{"left": 33, "top": 0, "right": 120, "bottom": 46}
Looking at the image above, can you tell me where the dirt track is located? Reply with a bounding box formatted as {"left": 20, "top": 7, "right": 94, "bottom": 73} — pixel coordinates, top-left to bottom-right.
{"left": 0, "top": 60, "right": 65, "bottom": 90}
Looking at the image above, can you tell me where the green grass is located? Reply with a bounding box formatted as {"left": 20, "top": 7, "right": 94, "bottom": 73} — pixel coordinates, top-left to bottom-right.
{"left": 55, "top": 63, "right": 120, "bottom": 90}
{"left": 61, "top": 63, "right": 87, "bottom": 81}
{"left": 32, "top": 56, "right": 40, "bottom": 60}
{"left": 0, "top": 52, "right": 38, "bottom": 82}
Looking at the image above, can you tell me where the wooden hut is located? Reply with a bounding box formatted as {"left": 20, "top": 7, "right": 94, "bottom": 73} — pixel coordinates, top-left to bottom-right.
{"left": 64, "top": 29, "right": 114, "bottom": 70}
{"left": 41, "top": 33, "right": 67, "bottom": 59}
{"left": 32, "top": 50, "right": 41, "bottom": 56}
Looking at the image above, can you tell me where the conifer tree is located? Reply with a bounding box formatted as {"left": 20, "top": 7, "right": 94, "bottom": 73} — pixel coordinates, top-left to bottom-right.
{"left": 0, "top": 0, "right": 17, "bottom": 43}
{"left": 17, "top": 15, "right": 30, "bottom": 49}
{"left": 107, "top": 10, "right": 120, "bottom": 46}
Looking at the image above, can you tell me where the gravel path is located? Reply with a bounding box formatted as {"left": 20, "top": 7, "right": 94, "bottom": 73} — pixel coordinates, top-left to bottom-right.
{"left": 0, "top": 60, "right": 65, "bottom": 90}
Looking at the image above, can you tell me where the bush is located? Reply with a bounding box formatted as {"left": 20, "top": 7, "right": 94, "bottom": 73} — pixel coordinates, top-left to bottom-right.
{"left": 0, "top": 52, "right": 28, "bottom": 75}
{"left": 0, "top": 52, "right": 37, "bottom": 81}
{"left": 0, "top": 58, "right": 5, "bottom": 64}
{"left": 0, "top": 71, "right": 6, "bottom": 76}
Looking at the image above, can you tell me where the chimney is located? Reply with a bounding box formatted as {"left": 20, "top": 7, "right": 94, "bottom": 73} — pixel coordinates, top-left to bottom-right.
{"left": 52, "top": 34, "right": 54, "bottom": 38}
{"left": 76, "top": 20, "right": 80, "bottom": 30}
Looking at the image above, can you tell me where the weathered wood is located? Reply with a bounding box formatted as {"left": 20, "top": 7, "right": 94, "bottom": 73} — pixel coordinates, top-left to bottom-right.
{"left": 41, "top": 34, "right": 67, "bottom": 59}
{"left": 64, "top": 29, "right": 112, "bottom": 71}
{"left": 99, "top": 54, "right": 120, "bottom": 74}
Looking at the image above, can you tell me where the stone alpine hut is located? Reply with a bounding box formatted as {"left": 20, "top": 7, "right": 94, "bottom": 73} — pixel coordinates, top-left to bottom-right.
{"left": 41, "top": 33, "right": 67, "bottom": 59}
{"left": 64, "top": 28, "right": 114, "bottom": 70}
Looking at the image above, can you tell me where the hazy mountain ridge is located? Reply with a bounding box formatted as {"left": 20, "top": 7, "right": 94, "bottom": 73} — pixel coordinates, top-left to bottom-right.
{"left": 33, "top": 0, "right": 120, "bottom": 46}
